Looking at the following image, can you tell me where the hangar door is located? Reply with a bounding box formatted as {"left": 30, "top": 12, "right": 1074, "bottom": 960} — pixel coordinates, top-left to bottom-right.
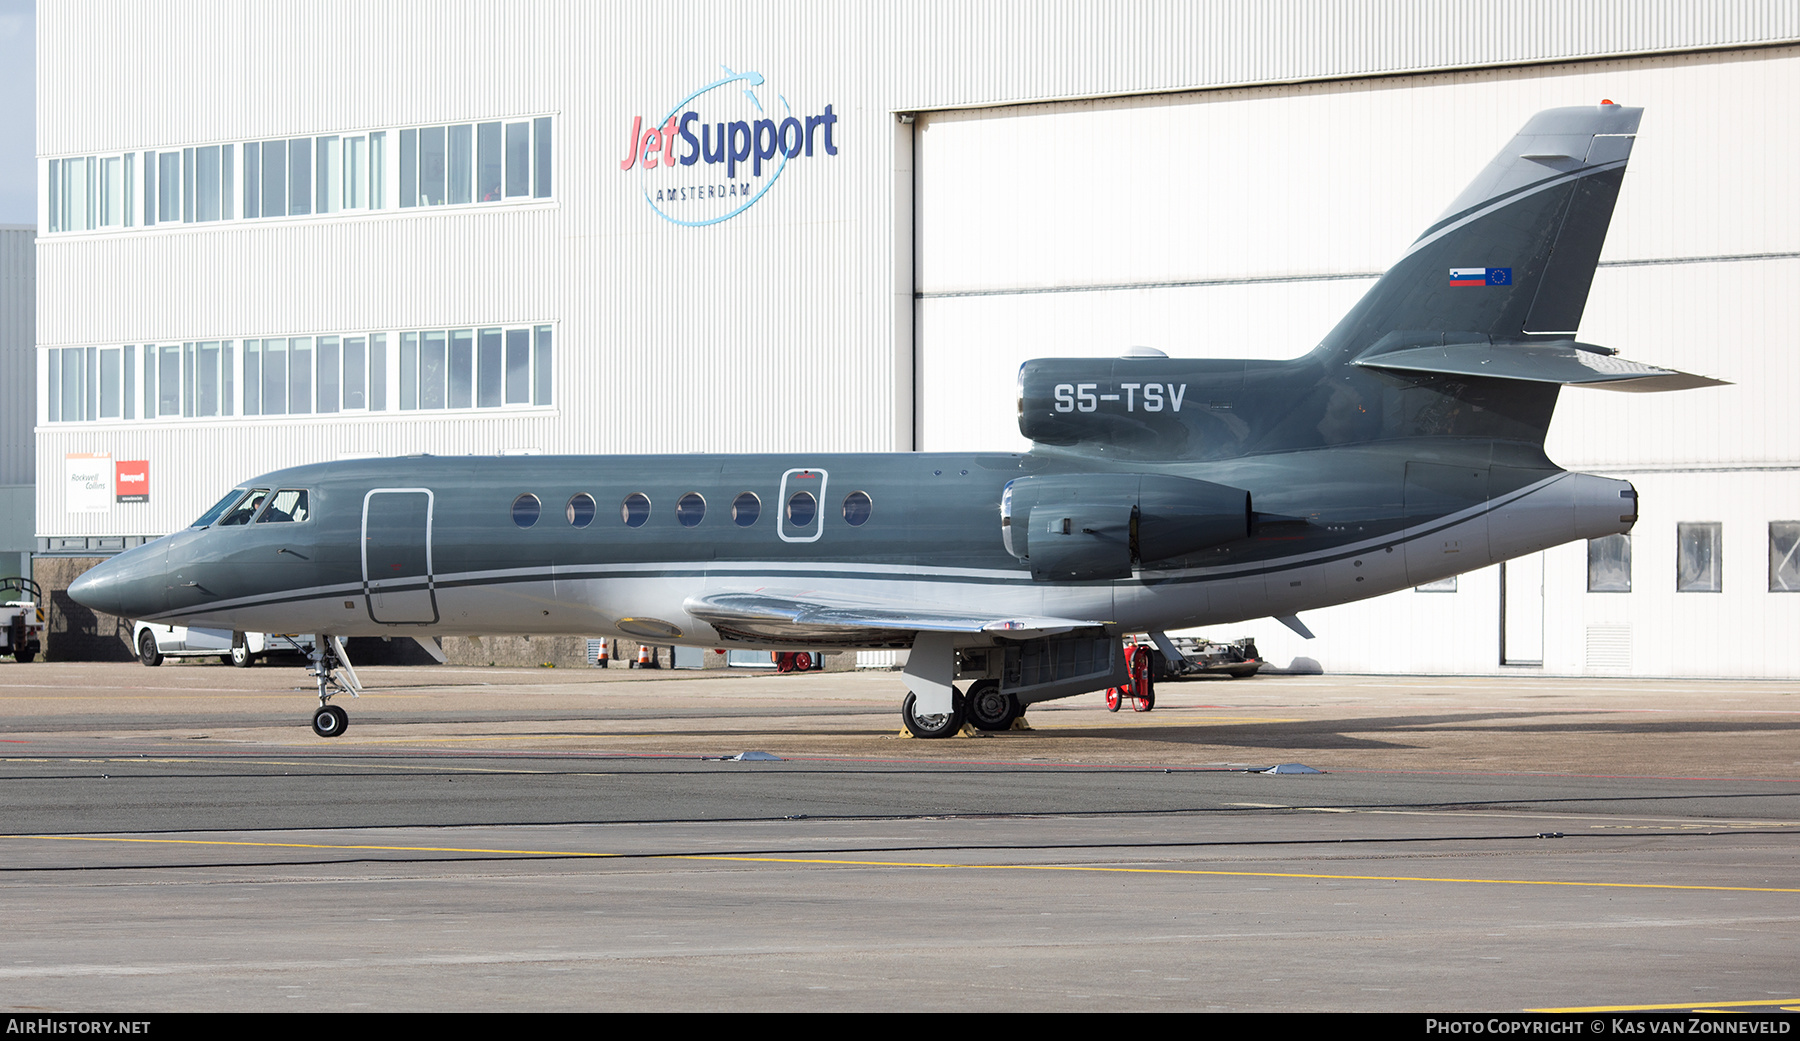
{"left": 910, "top": 87, "right": 1463, "bottom": 453}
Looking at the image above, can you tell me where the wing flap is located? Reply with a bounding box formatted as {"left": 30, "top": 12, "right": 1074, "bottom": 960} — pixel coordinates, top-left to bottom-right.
{"left": 685, "top": 591, "right": 1104, "bottom": 647}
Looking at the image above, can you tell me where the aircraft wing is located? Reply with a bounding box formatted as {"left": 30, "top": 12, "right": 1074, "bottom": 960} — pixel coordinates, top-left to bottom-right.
{"left": 684, "top": 591, "right": 1105, "bottom": 646}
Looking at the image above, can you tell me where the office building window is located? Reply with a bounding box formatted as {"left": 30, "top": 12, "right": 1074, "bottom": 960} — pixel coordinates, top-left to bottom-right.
{"left": 48, "top": 116, "right": 544, "bottom": 235}
{"left": 1676, "top": 522, "right": 1722, "bottom": 592}
{"left": 1587, "top": 534, "right": 1631, "bottom": 592}
{"left": 1771, "top": 522, "right": 1800, "bottom": 592}
{"left": 46, "top": 324, "right": 543, "bottom": 424}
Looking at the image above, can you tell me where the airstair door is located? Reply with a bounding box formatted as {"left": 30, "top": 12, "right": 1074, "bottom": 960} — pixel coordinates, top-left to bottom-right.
{"left": 363, "top": 488, "right": 438, "bottom": 624}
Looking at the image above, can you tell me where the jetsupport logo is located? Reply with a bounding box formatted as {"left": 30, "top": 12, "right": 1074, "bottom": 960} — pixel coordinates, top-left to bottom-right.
{"left": 620, "top": 65, "right": 840, "bottom": 227}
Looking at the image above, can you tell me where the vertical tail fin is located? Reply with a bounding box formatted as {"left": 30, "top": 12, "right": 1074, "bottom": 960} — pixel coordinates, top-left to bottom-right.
{"left": 1319, "top": 104, "right": 1641, "bottom": 359}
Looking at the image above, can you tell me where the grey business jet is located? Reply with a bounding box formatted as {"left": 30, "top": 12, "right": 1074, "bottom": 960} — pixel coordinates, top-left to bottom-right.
{"left": 71, "top": 104, "right": 1721, "bottom": 739}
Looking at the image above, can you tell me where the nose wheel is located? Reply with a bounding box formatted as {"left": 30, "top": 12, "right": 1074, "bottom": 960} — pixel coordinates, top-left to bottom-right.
{"left": 312, "top": 704, "right": 349, "bottom": 738}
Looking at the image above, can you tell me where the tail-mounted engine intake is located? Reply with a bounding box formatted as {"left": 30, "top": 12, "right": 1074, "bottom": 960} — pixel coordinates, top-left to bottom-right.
{"left": 1001, "top": 473, "right": 1251, "bottom": 580}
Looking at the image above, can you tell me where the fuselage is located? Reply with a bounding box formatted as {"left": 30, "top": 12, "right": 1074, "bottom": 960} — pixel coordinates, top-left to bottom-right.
{"left": 70, "top": 438, "right": 1636, "bottom": 650}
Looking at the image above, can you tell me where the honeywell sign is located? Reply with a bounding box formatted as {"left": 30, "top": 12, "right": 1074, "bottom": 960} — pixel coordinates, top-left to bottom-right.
{"left": 116, "top": 460, "right": 149, "bottom": 504}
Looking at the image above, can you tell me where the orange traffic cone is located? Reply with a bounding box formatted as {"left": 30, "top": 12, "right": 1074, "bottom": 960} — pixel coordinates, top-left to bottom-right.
{"left": 597, "top": 640, "right": 610, "bottom": 668}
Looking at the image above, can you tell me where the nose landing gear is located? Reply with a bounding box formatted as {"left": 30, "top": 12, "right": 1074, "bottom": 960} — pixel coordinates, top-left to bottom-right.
{"left": 306, "top": 635, "right": 362, "bottom": 738}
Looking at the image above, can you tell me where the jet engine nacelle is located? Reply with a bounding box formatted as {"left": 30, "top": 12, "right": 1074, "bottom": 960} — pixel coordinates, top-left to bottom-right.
{"left": 1001, "top": 473, "right": 1252, "bottom": 580}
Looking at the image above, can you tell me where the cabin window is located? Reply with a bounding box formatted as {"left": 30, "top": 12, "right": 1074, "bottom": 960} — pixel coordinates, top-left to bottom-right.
{"left": 1587, "top": 534, "right": 1631, "bottom": 592}
{"left": 1676, "top": 522, "right": 1721, "bottom": 592}
{"left": 786, "top": 491, "right": 817, "bottom": 528}
{"left": 567, "top": 493, "right": 596, "bottom": 528}
{"left": 622, "top": 493, "right": 651, "bottom": 528}
{"left": 256, "top": 489, "right": 310, "bottom": 523}
{"left": 676, "top": 493, "right": 706, "bottom": 528}
{"left": 732, "top": 492, "right": 760, "bottom": 527}
{"left": 841, "top": 491, "right": 872, "bottom": 526}
{"left": 511, "top": 494, "right": 541, "bottom": 528}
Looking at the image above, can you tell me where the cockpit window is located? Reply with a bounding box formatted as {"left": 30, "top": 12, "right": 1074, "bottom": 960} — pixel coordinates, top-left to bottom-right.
{"left": 255, "top": 489, "right": 310, "bottom": 524}
{"left": 192, "top": 489, "right": 249, "bottom": 528}
{"left": 218, "top": 489, "right": 271, "bottom": 526}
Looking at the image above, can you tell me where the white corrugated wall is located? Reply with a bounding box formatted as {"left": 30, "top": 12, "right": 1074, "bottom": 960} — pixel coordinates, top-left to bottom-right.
{"left": 36, "top": 1, "right": 913, "bottom": 536}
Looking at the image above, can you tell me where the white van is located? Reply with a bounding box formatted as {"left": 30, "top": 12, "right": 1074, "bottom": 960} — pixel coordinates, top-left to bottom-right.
{"left": 131, "top": 621, "right": 314, "bottom": 667}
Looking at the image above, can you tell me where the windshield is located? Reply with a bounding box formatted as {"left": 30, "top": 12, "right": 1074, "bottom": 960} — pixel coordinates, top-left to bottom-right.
{"left": 218, "top": 489, "right": 271, "bottom": 526}
{"left": 191, "top": 489, "right": 249, "bottom": 528}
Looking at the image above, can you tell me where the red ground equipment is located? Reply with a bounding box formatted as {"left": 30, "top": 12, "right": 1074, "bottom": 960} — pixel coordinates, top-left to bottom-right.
{"left": 774, "top": 652, "right": 815, "bottom": 673}
{"left": 1104, "top": 642, "right": 1155, "bottom": 712}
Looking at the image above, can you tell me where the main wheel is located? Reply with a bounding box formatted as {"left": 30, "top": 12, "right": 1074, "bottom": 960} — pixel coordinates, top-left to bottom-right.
{"left": 137, "top": 630, "right": 163, "bottom": 667}
{"left": 311, "top": 704, "right": 349, "bottom": 738}
{"left": 230, "top": 636, "right": 254, "bottom": 668}
{"left": 964, "top": 678, "right": 1020, "bottom": 731}
{"left": 901, "top": 689, "right": 964, "bottom": 738}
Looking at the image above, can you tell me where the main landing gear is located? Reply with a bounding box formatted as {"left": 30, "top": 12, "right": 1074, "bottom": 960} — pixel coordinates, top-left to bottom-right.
{"left": 963, "top": 678, "right": 1022, "bottom": 731}
{"left": 899, "top": 681, "right": 1025, "bottom": 737}
{"left": 898, "top": 634, "right": 1024, "bottom": 738}
{"left": 901, "top": 689, "right": 964, "bottom": 738}
{"left": 306, "top": 635, "right": 363, "bottom": 738}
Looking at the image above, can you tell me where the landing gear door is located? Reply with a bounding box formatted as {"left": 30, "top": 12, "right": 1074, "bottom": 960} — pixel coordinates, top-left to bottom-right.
{"left": 363, "top": 488, "right": 438, "bottom": 624}
{"left": 777, "top": 468, "right": 829, "bottom": 543}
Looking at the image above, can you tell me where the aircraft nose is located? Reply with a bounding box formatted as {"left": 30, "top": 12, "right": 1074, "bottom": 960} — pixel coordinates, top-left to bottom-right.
{"left": 67, "top": 558, "right": 126, "bottom": 616}
{"left": 67, "top": 544, "right": 168, "bottom": 619}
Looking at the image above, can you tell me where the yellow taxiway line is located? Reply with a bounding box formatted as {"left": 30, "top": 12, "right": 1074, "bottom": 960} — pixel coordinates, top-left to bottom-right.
{"left": 1528, "top": 998, "right": 1800, "bottom": 1012}
{"left": 9, "top": 833, "right": 1800, "bottom": 894}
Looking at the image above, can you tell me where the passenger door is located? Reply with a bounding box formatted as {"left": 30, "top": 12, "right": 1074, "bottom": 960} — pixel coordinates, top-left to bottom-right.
{"left": 363, "top": 488, "right": 438, "bottom": 624}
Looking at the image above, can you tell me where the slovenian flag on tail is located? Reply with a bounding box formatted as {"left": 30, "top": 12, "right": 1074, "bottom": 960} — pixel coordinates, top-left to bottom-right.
{"left": 1450, "top": 267, "right": 1511, "bottom": 287}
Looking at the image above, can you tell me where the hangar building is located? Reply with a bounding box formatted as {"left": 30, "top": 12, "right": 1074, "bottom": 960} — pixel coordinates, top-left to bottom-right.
{"left": 32, "top": 1, "right": 1800, "bottom": 676}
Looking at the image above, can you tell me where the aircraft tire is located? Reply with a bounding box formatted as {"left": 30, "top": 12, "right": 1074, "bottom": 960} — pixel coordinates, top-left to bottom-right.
{"left": 311, "top": 705, "right": 349, "bottom": 738}
{"left": 137, "top": 630, "right": 163, "bottom": 667}
{"left": 901, "top": 690, "right": 964, "bottom": 739}
{"left": 964, "top": 679, "right": 1019, "bottom": 731}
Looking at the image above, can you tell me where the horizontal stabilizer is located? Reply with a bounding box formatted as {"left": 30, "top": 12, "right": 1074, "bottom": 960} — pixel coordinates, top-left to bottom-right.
{"left": 1353, "top": 339, "right": 1727, "bottom": 392}
{"left": 686, "top": 591, "right": 1106, "bottom": 646}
